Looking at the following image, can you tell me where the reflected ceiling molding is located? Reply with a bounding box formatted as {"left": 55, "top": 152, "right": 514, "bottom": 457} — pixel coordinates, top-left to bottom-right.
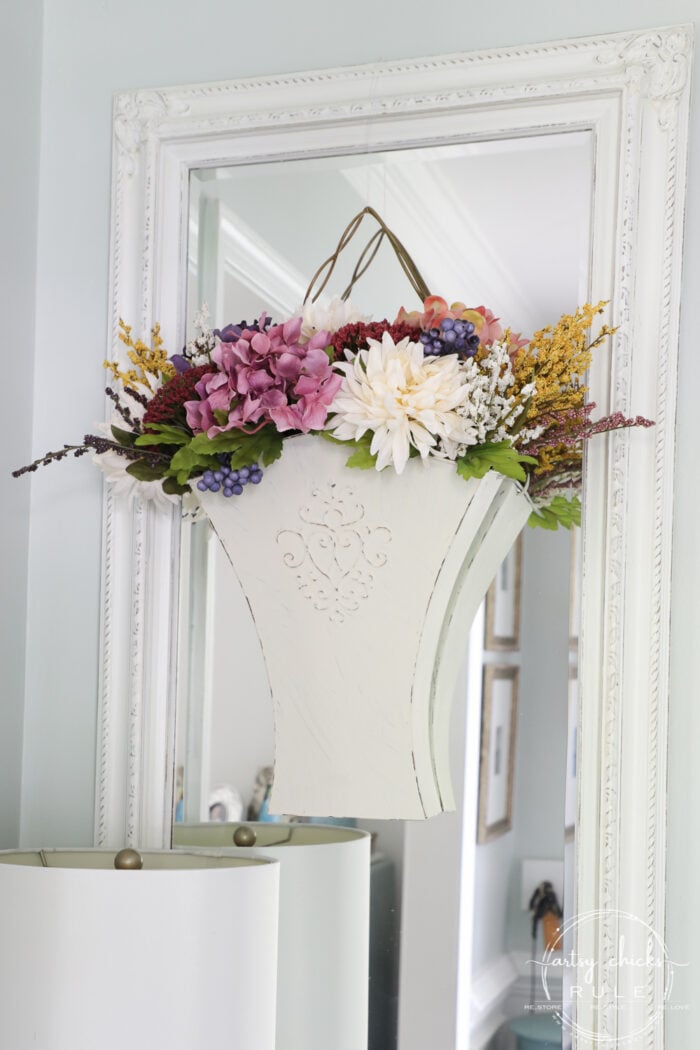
{"left": 342, "top": 163, "right": 536, "bottom": 330}
{"left": 219, "top": 205, "right": 307, "bottom": 318}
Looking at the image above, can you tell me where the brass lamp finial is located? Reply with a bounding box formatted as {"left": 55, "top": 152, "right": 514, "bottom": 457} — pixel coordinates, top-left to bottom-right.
{"left": 114, "top": 848, "right": 143, "bottom": 870}
{"left": 233, "top": 826, "right": 257, "bottom": 847}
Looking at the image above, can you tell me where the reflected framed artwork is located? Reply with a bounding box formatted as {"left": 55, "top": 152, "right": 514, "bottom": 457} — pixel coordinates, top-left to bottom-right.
{"left": 565, "top": 666, "right": 578, "bottom": 835}
{"left": 484, "top": 534, "right": 523, "bottom": 651}
{"left": 477, "top": 664, "right": 519, "bottom": 843}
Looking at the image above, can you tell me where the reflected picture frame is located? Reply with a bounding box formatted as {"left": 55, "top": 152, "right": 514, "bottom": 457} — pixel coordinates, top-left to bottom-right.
{"left": 484, "top": 534, "right": 523, "bottom": 651}
{"left": 564, "top": 666, "right": 578, "bottom": 835}
{"left": 569, "top": 526, "right": 581, "bottom": 651}
{"left": 477, "top": 665, "right": 519, "bottom": 843}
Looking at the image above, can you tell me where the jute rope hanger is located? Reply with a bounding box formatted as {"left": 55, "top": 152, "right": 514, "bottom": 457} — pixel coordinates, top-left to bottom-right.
{"left": 303, "top": 206, "right": 432, "bottom": 306}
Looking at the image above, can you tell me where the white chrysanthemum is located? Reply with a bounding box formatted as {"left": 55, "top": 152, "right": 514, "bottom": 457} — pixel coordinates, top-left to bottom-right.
{"left": 94, "top": 450, "right": 180, "bottom": 511}
{"left": 300, "top": 296, "right": 369, "bottom": 341}
{"left": 327, "top": 332, "right": 478, "bottom": 474}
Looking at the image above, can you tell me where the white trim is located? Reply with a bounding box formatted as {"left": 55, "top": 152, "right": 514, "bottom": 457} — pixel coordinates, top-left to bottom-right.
{"left": 469, "top": 951, "right": 566, "bottom": 1050}
{"left": 470, "top": 953, "right": 519, "bottom": 1049}
{"left": 97, "top": 26, "right": 693, "bottom": 1049}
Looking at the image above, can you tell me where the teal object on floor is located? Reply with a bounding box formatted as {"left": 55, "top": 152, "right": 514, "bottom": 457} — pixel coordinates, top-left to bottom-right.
{"left": 509, "top": 1013, "right": 562, "bottom": 1049}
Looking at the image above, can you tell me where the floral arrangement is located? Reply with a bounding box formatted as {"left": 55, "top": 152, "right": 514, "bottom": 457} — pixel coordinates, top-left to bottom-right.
{"left": 14, "top": 295, "right": 653, "bottom": 530}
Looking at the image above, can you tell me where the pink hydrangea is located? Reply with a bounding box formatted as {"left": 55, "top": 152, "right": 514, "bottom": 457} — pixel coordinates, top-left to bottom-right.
{"left": 184, "top": 317, "right": 341, "bottom": 436}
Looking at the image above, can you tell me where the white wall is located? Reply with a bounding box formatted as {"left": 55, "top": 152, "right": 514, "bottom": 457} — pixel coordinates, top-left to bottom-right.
{"left": 17, "top": 1, "right": 700, "bottom": 1044}
{"left": 0, "top": 1, "right": 43, "bottom": 848}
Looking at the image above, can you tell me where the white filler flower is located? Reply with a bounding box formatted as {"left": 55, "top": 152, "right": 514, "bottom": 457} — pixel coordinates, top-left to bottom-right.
{"left": 300, "top": 296, "right": 369, "bottom": 341}
{"left": 327, "top": 332, "right": 477, "bottom": 473}
{"left": 438, "top": 340, "right": 541, "bottom": 459}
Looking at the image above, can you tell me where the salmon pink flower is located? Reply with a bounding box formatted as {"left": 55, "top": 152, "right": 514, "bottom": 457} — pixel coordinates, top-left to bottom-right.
{"left": 395, "top": 295, "right": 452, "bottom": 329}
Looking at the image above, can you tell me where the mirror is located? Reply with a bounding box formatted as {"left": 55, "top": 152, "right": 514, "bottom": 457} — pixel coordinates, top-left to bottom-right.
{"left": 174, "top": 134, "right": 591, "bottom": 1049}
{"left": 98, "top": 28, "right": 690, "bottom": 1050}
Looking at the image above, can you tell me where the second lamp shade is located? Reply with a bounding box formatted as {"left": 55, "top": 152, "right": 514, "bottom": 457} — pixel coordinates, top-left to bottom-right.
{"left": 173, "top": 822, "right": 371, "bottom": 1050}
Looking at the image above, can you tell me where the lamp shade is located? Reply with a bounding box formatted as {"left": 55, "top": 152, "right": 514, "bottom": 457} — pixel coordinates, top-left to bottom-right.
{"left": 173, "top": 823, "right": 371, "bottom": 1050}
{"left": 0, "top": 849, "right": 279, "bottom": 1050}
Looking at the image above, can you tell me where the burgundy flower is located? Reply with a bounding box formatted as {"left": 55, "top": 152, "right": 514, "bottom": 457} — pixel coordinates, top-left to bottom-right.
{"left": 330, "top": 320, "right": 419, "bottom": 359}
{"left": 143, "top": 364, "right": 214, "bottom": 428}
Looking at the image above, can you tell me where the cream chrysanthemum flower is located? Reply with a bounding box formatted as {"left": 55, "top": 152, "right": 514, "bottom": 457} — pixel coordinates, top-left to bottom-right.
{"left": 327, "top": 332, "right": 478, "bottom": 473}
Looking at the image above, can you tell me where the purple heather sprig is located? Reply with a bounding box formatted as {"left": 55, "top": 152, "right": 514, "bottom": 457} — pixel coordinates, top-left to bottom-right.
{"left": 518, "top": 403, "right": 654, "bottom": 456}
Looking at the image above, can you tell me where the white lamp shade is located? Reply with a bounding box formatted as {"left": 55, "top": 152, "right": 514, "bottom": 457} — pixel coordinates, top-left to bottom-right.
{"left": 0, "top": 849, "right": 279, "bottom": 1050}
{"left": 173, "top": 823, "right": 371, "bottom": 1050}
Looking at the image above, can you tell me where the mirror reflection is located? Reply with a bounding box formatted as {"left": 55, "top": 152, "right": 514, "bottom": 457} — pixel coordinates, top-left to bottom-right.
{"left": 174, "top": 132, "right": 591, "bottom": 1049}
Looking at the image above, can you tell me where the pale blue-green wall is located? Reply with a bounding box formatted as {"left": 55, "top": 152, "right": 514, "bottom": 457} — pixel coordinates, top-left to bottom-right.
{"left": 13, "top": 3, "right": 700, "bottom": 1044}
{"left": 471, "top": 527, "right": 571, "bottom": 974}
{"left": 0, "top": 1, "right": 43, "bottom": 848}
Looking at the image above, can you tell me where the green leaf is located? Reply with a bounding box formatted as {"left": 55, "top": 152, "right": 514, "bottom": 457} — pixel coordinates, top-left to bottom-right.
{"left": 135, "top": 426, "right": 190, "bottom": 447}
{"left": 111, "top": 425, "right": 138, "bottom": 448}
{"left": 527, "top": 507, "right": 561, "bottom": 530}
{"left": 162, "top": 476, "right": 191, "bottom": 496}
{"left": 323, "top": 345, "right": 335, "bottom": 362}
{"left": 166, "top": 443, "right": 220, "bottom": 485}
{"left": 190, "top": 427, "right": 285, "bottom": 469}
{"left": 139, "top": 422, "right": 190, "bottom": 438}
{"left": 125, "top": 459, "right": 167, "bottom": 482}
{"left": 321, "top": 429, "right": 379, "bottom": 470}
{"left": 246, "top": 428, "right": 285, "bottom": 469}
{"left": 528, "top": 495, "right": 581, "bottom": 531}
{"left": 456, "top": 442, "right": 537, "bottom": 483}
{"left": 346, "top": 444, "right": 378, "bottom": 470}
{"left": 169, "top": 426, "right": 285, "bottom": 483}
{"left": 213, "top": 409, "right": 230, "bottom": 426}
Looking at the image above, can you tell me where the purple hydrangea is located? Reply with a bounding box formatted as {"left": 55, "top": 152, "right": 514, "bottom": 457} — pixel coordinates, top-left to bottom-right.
{"left": 184, "top": 317, "right": 341, "bottom": 436}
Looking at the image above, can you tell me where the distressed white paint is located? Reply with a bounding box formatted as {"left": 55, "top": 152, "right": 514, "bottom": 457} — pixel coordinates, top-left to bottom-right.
{"left": 95, "top": 27, "right": 692, "bottom": 1048}
{"left": 196, "top": 438, "right": 529, "bottom": 819}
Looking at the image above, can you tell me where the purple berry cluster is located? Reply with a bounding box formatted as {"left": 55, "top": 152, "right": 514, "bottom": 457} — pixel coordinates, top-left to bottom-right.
{"left": 419, "top": 317, "right": 481, "bottom": 358}
{"left": 196, "top": 456, "right": 263, "bottom": 497}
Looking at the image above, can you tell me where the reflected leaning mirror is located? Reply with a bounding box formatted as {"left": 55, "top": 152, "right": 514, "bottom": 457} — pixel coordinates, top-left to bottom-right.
{"left": 173, "top": 131, "right": 591, "bottom": 1049}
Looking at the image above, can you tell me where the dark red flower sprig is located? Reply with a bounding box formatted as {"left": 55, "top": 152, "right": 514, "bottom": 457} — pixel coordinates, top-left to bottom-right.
{"left": 142, "top": 363, "right": 214, "bottom": 429}
{"left": 330, "top": 320, "right": 420, "bottom": 359}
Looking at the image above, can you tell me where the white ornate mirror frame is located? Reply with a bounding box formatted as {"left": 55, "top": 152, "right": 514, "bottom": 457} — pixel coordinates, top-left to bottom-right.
{"left": 95, "top": 25, "right": 692, "bottom": 1048}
